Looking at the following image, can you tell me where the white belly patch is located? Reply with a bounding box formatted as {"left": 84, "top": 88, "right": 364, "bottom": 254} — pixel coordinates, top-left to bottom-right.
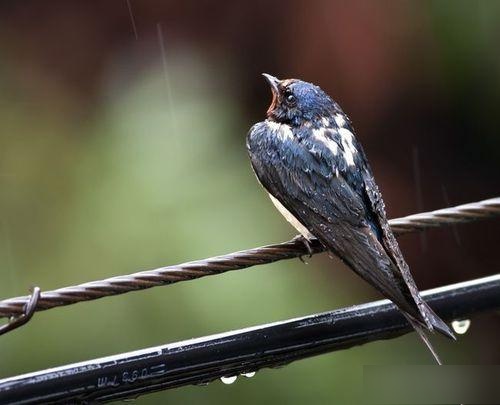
{"left": 269, "top": 194, "right": 314, "bottom": 240}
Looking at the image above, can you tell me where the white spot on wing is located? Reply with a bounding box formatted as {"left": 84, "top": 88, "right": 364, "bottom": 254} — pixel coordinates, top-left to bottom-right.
{"left": 321, "top": 117, "right": 330, "bottom": 126}
{"left": 312, "top": 128, "right": 338, "bottom": 156}
{"left": 265, "top": 120, "right": 280, "bottom": 131}
{"left": 339, "top": 127, "right": 353, "bottom": 142}
{"left": 339, "top": 128, "right": 357, "bottom": 166}
{"left": 280, "top": 125, "right": 294, "bottom": 141}
{"left": 266, "top": 120, "right": 294, "bottom": 141}
{"left": 269, "top": 194, "right": 314, "bottom": 240}
{"left": 334, "top": 114, "right": 346, "bottom": 128}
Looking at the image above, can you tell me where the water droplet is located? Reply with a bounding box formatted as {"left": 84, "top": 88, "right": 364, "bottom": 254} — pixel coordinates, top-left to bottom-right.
{"left": 452, "top": 319, "right": 471, "bottom": 334}
{"left": 242, "top": 372, "right": 256, "bottom": 378}
{"left": 299, "top": 256, "right": 309, "bottom": 265}
{"left": 221, "top": 375, "right": 237, "bottom": 384}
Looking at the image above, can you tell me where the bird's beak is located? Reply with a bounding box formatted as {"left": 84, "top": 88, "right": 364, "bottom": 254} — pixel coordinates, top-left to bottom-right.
{"left": 262, "top": 73, "right": 280, "bottom": 96}
{"left": 262, "top": 73, "right": 280, "bottom": 117}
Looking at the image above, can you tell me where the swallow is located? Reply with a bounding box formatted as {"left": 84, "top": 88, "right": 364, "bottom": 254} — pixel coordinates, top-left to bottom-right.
{"left": 246, "top": 74, "right": 455, "bottom": 363}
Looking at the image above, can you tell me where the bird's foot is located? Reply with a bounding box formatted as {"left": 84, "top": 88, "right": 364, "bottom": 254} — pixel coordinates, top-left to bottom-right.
{"left": 292, "top": 235, "right": 314, "bottom": 263}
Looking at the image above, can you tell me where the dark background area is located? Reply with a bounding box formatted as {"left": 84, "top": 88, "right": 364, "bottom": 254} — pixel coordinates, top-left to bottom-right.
{"left": 0, "top": 1, "right": 499, "bottom": 404}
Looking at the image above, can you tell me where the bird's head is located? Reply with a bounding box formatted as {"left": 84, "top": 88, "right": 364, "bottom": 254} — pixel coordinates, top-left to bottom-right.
{"left": 262, "top": 74, "right": 339, "bottom": 127}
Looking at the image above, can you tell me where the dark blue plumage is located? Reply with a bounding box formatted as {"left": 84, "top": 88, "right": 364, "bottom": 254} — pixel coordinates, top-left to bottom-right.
{"left": 247, "top": 74, "right": 454, "bottom": 363}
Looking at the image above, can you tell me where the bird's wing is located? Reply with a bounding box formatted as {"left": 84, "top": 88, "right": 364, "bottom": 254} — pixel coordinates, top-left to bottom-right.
{"left": 353, "top": 135, "right": 453, "bottom": 337}
{"left": 247, "top": 121, "right": 422, "bottom": 318}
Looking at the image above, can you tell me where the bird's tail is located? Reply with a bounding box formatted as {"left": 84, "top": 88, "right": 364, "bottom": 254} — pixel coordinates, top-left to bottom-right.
{"left": 403, "top": 300, "right": 455, "bottom": 365}
{"left": 420, "top": 301, "right": 456, "bottom": 341}
{"left": 404, "top": 314, "right": 443, "bottom": 365}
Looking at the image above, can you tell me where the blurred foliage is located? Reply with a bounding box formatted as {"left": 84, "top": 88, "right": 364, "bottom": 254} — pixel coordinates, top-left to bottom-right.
{"left": 0, "top": 1, "right": 498, "bottom": 404}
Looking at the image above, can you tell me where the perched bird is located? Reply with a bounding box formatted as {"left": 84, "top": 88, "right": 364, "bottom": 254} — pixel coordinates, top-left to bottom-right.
{"left": 246, "top": 74, "right": 455, "bottom": 363}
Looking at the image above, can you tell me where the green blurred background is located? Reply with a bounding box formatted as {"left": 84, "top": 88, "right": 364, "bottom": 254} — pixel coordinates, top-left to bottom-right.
{"left": 0, "top": 1, "right": 499, "bottom": 403}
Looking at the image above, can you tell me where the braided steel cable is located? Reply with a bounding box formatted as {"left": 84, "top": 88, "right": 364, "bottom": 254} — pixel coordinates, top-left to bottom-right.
{"left": 0, "top": 197, "right": 498, "bottom": 319}
{"left": 389, "top": 197, "right": 500, "bottom": 234}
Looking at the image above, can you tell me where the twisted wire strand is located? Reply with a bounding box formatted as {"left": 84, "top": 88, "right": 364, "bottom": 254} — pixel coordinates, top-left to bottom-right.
{"left": 389, "top": 197, "right": 500, "bottom": 234}
{"left": 0, "top": 197, "right": 498, "bottom": 319}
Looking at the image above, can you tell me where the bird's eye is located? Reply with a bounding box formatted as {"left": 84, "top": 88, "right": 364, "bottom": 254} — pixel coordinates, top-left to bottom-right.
{"left": 284, "top": 92, "right": 296, "bottom": 106}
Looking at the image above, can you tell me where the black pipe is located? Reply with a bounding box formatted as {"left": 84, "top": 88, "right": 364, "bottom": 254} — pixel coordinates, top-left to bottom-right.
{"left": 0, "top": 274, "right": 498, "bottom": 404}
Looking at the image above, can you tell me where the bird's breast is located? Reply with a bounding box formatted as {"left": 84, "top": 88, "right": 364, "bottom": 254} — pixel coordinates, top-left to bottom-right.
{"left": 268, "top": 194, "right": 314, "bottom": 240}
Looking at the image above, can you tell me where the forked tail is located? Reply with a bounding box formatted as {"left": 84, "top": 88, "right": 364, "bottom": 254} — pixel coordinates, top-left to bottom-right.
{"left": 402, "top": 299, "right": 455, "bottom": 364}
{"left": 422, "top": 301, "right": 456, "bottom": 340}
{"left": 404, "top": 314, "right": 443, "bottom": 365}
